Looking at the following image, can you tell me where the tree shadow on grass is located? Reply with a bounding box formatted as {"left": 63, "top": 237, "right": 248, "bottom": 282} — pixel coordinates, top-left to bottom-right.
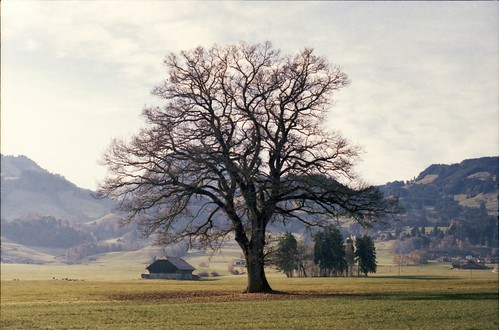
{"left": 371, "top": 275, "right": 458, "bottom": 280}
{"left": 109, "top": 289, "right": 498, "bottom": 303}
{"left": 360, "top": 292, "right": 499, "bottom": 301}
{"left": 293, "top": 291, "right": 498, "bottom": 302}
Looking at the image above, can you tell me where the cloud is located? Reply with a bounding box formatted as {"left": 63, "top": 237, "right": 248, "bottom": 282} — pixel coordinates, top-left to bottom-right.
{"left": 2, "top": 1, "right": 497, "bottom": 189}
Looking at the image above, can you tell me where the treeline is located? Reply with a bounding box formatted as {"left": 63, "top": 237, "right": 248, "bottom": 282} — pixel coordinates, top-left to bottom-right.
{"left": 65, "top": 240, "right": 142, "bottom": 263}
{"left": 271, "top": 227, "right": 377, "bottom": 278}
{"left": 2, "top": 216, "right": 94, "bottom": 248}
{"left": 2, "top": 215, "right": 146, "bottom": 263}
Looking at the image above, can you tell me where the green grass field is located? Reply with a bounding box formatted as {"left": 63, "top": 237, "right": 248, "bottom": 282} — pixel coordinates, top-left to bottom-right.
{"left": 1, "top": 261, "right": 498, "bottom": 329}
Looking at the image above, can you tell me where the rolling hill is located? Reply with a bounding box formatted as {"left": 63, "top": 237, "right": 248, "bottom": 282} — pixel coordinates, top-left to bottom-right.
{"left": 1, "top": 154, "right": 497, "bottom": 265}
{"left": 380, "top": 156, "right": 498, "bottom": 226}
{"left": 1, "top": 155, "right": 114, "bottom": 222}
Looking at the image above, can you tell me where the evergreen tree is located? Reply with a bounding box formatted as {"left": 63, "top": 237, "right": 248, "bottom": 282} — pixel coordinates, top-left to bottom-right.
{"left": 314, "top": 227, "right": 347, "bottom": 276}
{"left": 355, "top": 235, "right": 377, "bottom": 276}
{"left": 274, "top": 232, "right": 300, "bottom": 277}
{"left": 432, "top": 225, "right": 439, "bottom": 237}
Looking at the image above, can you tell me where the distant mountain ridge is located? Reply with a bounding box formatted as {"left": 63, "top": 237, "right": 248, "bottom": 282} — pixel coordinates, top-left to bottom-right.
{"left": 2, "top": 154, "right": 497, "bottom": 223}
{"left": 1, "top": 155, "right": 114, "bottom": 222}
{"left": 380, "top": 156, "right": 498, "bottom": 226}
{"left": 415, "top": 157, "right": 497, "bottom": 195}
{"left": 1, "top": 155, "right": 47, "bottom": 177}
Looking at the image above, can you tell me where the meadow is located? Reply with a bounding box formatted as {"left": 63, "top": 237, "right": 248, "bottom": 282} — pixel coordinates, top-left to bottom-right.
{"left": 1, "top": 260, "right": 498, "bottom": 329}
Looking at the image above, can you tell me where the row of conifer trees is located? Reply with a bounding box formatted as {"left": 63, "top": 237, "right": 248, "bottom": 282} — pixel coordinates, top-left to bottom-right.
{"left": 272, "top": 228, "right": 377, "bottom": 278}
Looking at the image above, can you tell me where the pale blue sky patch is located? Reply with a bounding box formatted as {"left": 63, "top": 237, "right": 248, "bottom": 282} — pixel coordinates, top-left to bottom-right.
{"left": 2, "top": 1, "right": 497, "bottom": 189}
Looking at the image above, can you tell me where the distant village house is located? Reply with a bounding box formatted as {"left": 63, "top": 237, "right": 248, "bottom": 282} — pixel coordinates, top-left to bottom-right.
{"left": 141, "top": 257, "right": 196, "bottom": 280}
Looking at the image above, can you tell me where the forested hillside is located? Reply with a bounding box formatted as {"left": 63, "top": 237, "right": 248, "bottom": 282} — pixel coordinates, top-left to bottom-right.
{"left": 1, "top": 155, "right": 114, "bottom": 222}
{"left": 379, "top": 157, "right": 497, "bottom": 260}
{"left": 381, "top": 156, "right": 497, "bottom": 224}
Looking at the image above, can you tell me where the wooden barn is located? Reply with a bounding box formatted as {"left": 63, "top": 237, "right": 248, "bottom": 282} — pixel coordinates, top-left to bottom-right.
{"left": 141, "top": 257, "right": 196, "bottom": 280}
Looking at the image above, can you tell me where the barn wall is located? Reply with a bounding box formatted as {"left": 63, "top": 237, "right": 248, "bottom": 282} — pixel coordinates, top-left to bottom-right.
{"left": 141, "top": 273, "right": 194, "bottom": 280}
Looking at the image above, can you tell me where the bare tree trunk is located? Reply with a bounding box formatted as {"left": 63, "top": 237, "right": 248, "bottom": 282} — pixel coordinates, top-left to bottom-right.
{"left": 245, "top": 257, "right": 272, "bottom": 293}
{"left": 299, "top": 262, "right": 307, "bottom": 278}
{"left": 235, "top": 225, "right": 273, "bottom": 293}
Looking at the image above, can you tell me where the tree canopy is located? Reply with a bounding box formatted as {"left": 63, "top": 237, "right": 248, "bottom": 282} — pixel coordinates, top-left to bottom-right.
{"left": 274, "top": 232, "right": 300, "bottom": 278}
{"left": 98, "top": 42, "right": 399, "bottom": 293}
{"left": 314, "top": 227, "right": 347, "bottom": 277}
{"left": 355, "top": 235, "right": 377, "bottom": 276}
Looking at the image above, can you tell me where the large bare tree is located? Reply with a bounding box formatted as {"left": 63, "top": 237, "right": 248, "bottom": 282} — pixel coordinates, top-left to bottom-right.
{"left": 98, "top": 42, "right": 398, "bottom": 293}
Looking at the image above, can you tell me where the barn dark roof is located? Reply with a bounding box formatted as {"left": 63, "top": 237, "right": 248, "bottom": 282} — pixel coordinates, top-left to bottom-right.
{"left": 163, "top": 257, "right": 195, "bottom": 271}
{"left": 146, "top": 257, "right": 195, "bottom": 274}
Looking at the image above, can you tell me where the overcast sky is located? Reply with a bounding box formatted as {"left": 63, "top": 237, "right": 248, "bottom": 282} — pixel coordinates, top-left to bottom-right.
{"left": 2, "top": 1, "right": 498, "bottom": 190}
